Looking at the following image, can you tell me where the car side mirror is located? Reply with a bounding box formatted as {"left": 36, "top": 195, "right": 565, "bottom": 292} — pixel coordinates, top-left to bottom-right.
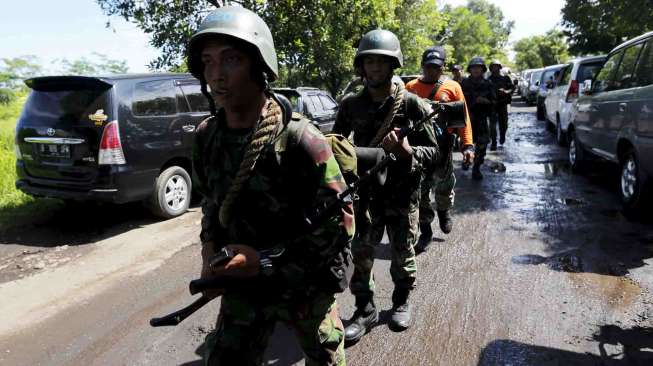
{"left": 583, "top": 79, "right": 592, "bottom": 95}
{"left": 535, "top": 80, "right": 540, "bottom": 87}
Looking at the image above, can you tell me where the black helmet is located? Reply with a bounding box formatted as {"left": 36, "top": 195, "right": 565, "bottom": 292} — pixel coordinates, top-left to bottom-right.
{"left": 354, "top": 29, "right": 403, "bottom": 69}
{"left": 451, "top": 64, "right": 462, "bottom": 72}
{"left": 467, "top": 56, "right": 487, "bottom": 73}
{"left": 421, "top": 46, "right": 445, "bottom": 67}
{"left": 187, "top": 6, "right": 278, "bottom": 81}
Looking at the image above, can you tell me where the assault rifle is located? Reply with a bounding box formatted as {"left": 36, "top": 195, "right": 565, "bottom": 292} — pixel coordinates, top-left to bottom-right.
{"left": 149, "top": 100, "right": 466, "bottom": 327}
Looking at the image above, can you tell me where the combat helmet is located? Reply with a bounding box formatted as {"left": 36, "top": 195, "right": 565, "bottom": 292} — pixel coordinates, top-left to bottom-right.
{"left": 187, "top": 6, "right": 278, "bottom": 81}
{"left": 467, "top": 56, "right": 487, "bottom": 73}
{"left": 354, "top": 29, "right": 403, "bottom": 69}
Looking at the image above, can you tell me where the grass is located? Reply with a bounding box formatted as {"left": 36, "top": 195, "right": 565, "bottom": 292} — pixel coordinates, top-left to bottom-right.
{"left": 0, "top": 93, "right": 62, "bottom": 232}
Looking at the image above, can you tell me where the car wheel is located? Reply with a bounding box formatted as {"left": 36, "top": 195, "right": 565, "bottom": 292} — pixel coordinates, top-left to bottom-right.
{"left": 620, "top": 149, "right": 647, "bottom": 211}
{"left": 556, "top": 116, "right": 566, "bottom": 146}
{"left": 568, "top": 129, "right": 587, "bottom": 173}
{"left": 148, "top": 166, "right": 192, "bottom": 219}
{"left": 537, "top": 104, "right": 545, "bottom": 121}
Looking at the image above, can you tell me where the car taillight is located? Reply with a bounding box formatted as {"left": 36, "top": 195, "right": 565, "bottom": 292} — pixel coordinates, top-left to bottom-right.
{"left": 98, "top": 121, "right": 126, "bottom": 165}
{"left": 566, "top": 80, "right": 579, "bottom": 102}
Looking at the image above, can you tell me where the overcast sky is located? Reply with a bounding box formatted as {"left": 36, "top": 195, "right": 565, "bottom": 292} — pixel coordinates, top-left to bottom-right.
{"left": 0, "top": 0, "right": 566, "bottom": 73}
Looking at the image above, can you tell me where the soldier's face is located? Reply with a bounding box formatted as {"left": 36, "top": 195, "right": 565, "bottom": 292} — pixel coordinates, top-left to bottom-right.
{"left": 422, "top": 63, "right": 443, "bottom": 82}
{"left": 490, "top": 65, "right": 501, "bottom": 75}
{"left": 470, "top": 66, "right": 484, "bottom": 78}
{"left": 453, "top": 70, "right": 462, "bottom": 78}
{"left": 201, "top": 39, "right": 260, "bottom": 111}
{"left": 363, "top": 55, "right": 392, "bottom": 87}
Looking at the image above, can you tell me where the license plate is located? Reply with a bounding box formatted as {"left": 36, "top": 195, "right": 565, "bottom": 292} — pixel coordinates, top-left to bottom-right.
{"left": 38, "top": 144, "right": 71, "bottom": 158}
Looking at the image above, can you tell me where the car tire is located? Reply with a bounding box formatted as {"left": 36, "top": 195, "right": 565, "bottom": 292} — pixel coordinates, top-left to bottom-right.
{"left": 620, "top": 149, "right": 647, "bottom": 211}
{"left": 148, "top": 166, "right": 192, "bottom": 219}
{"left": 568, "top": 129, "right": 587, "bottom": 173}
{"left": 556, "top": 116, "right": 566, "bottom": 146}
{"left": 537, "top": 104, "right": 545, "bottom": 121}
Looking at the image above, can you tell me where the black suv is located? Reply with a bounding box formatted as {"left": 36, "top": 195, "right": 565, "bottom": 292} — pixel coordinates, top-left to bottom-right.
{"left": 15, "top": 73, "right": 210, "bottom": 218}
{"left": 273, "top": 87, "right": 338, "bottom": 132}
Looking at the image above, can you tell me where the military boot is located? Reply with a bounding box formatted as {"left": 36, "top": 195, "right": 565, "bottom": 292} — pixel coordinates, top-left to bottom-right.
{"left": 437, "top": 209, "right": 453, "bottom": 234}
{"left": 344, "top": 297, "right": 378, "bottom": 345}
{"left": 415, "top": 223, "right": 433, "bottom": 253}
{"left": 472, "top": 163, "right": 483, "bottom": 180}
{"left": 389, "top": 287, "right": 412, "bottom": 331}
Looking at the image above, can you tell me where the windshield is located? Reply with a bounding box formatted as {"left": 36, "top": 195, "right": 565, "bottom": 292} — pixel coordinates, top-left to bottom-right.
{"left": 20, "top": 89, "right": 111, "bottom": 127}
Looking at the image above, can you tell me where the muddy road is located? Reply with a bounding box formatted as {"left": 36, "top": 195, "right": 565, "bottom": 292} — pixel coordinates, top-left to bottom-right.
{"left": 1, "top": 98, "right": 653, "bottom": 365}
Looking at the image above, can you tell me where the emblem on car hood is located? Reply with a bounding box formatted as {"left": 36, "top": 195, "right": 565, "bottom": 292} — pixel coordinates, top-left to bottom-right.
{"left": 89, "top": 109, "right": 108, "bottom": 126}
{"left": 46, "top": 128, "right": 56, "bottom": 136}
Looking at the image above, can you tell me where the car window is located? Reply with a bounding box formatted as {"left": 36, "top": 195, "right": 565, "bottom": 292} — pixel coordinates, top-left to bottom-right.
{"left": 309, "top": 95, "right": 324, "bottom": 113}
{"left": 531, "top": 71, "right": 542, "bottom": 84}
{"left": 133, "top": 80, "right": 177, "bottom": 116}
{"left": 593, "top": 51, "right": 623, "bottom": 93}
{"left": 304, "top": 96, "right": 318, "bottom": 114}
{"left": 610, "top": 43, "right": 644, "bottom": 91}
{"left": 559, "top": 65, "right": 572, "bottom": 86}
{"left": 541, "top": 69, "right": 557, "bottom": 88}
{"left": 577, "top": 61, "right": 603, "bottom": 83}
{"left": 319, "top": 95, "right": 337, "bottom": 110}
{"left": 179, "top": 84, "right": 210, "bottom": 113}
{"left": 635, "top": 40, "right": 653, "bottom": 87}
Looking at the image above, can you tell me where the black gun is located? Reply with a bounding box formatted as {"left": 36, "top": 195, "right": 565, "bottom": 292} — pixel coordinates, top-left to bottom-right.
{"left": 150, "top": 100, "right": 465, "bottom": 327}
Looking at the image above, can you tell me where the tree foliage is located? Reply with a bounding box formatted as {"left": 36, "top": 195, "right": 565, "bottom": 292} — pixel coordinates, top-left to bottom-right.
{"left": 513, "top": 29, "right": 569, "bottom": 70}
{"left": 561, "top": 0, "right": 653, "bottom": 56}
{"left": 58, "top": 52, "right": 129, "bottom": 75}
{"left": 95, "top": 0, "right": 446, "bottom": 95}
{"left": 439, "top": 0, "right": 513, "bottom": 67}
{"left": 0, "top": 56, "right": 42, "bottom": 104}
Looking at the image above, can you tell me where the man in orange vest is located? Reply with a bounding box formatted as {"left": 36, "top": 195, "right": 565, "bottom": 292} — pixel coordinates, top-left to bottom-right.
{"left": 406, "top": 46, "right": 474, "bottom": 252}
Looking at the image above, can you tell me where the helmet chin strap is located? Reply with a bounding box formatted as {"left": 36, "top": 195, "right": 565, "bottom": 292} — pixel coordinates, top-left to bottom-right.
{"left": 365, "top": 71, "right": 394, "bottom": 89}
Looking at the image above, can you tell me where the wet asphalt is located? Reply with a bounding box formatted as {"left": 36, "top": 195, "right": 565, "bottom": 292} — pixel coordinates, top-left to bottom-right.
{"left": 1, "top": 97, "right": 653, "bottom": 365}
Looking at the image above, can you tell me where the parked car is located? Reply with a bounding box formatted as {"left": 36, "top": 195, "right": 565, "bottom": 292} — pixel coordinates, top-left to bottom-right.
{"left": 273, "top": 87, "right": 338, "bottom": 132}
{"left": 525, "top": 68, "right": 543, "bottom": 105}
{"left": 536, "top": 64, "right": 565, "bottom": 121}
{"left": 518, "top": 69, "right": 533, "bottom": 100}
{"left": 15, "top": 73, "right": 210, "bottom": 218}
{"left": 569, "top": 31, "right": 653, "bottom": 209}
{"left": 544, "top": 55, "right": 606, "bottom": 145}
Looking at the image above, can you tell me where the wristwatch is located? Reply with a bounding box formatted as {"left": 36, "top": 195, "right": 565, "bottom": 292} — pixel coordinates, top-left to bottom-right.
{"left": 258, "top": 246, "right": 285, "bottom": 276}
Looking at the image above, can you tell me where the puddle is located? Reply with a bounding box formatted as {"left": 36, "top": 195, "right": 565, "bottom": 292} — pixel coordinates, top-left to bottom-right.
{"left": 489, "top": 162, "right": 507, "bottom": 173}
{"left": 569, "top": 272, "right": 641, "bottom": 309}
{"left": 556, "top": 198, "right": 586, "bottom": 206}
{"left": 512, "top": 254, "right": 547, "bottom": 265}
{"left": 512, "top": 252, "right": 583, "bottom": 272}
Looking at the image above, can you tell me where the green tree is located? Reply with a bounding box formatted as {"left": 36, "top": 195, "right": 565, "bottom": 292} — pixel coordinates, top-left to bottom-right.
{"left": 440, "top": 0, "right": 513, "bottom": 67}
{"left": 561, "top": 0, "right": 653, "bottom": 55}
{"left": 513, "top": 29, "right": 569, "bottom": 70}
{"left": 95, "top": 0, "right": 445, "bottom": 95}
{"left": 58, "top": 52, "right": 128, "bottom": 75}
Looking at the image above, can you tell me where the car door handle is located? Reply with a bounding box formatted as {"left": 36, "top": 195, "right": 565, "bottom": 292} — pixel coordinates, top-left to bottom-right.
{"left": 182, "top": 125, "right": 196, "bottom": 133}
{"left": 619, "top": 103, "right": 627, "bottom": 112}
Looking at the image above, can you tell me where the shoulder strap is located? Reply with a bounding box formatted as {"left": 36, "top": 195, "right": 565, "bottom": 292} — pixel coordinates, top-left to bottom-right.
{"left": 427, "top": 79, "right": 444, "bottom": 101}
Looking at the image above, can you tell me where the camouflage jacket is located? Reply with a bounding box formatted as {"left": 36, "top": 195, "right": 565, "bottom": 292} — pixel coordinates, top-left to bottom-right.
{"left": 192, "top": 106, "right": 355, "bottom": 298}
{"left": 488, "top": 74, "right": 514, "bottom": 105}
{"left": 332, "top": 85, "right": 441, "bottom": 206}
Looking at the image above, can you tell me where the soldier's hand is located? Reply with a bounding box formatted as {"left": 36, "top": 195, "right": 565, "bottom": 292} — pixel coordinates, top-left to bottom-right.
{"left": 200, "top": 242, "right": 225, "bottom": 299}
{"left": 211, "top": 244, "right": 260, "bottom": 278}
{"left": 382, "top": 128, "right": 414, "bottom": 159}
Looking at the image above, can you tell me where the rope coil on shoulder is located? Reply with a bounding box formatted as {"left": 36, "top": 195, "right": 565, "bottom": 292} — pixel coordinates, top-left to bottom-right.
{"left": 218, "top": 98, "right": 283, "bottom": 227}
{"left": 369, "top": 83, "right": 406, "bottom": 147}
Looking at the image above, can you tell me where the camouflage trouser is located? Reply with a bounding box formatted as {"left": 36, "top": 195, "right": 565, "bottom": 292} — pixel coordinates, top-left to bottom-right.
{"left": 471, "top": 112, "right": 491, "bottom": 165}
{"left": 419, "top": 166, "right": 456, "bottom": 235}
{"left": 350, "top": 198, "right": 419, "bottom": 298}
{"left": 490, "top": 103, "right": 509, "bottom": 145}
{"left": 205, "top": 292, "right": 345, "bottom": 366}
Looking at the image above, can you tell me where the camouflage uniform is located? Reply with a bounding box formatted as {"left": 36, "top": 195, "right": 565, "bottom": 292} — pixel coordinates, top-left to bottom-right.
{"left": 193, "top": 105, "right": 354, "bottom": 366}
{"left": 332, "top": 85, "right": 440, "bottom": 298}
{"left": 488, "top": 72, "right": 514, "bottom": 146}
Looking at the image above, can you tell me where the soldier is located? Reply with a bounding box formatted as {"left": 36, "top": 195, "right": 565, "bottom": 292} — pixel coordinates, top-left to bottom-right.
{"left": 451, "top": 64, "right": 464, "bottom": 84}
{"left": 405, "top": 46, "right": 474, "bottom": 251}
{"left": 188, "top": 7, "right": 354, "bottom": 365}
{"left": 332, "top": 30, "right": 441, "bottom": 342}
{"left": 461, "top": 57, "right": 496, "bottom": 180}
{"left": 488, "top": 60, "right": 514, "bottom": 150}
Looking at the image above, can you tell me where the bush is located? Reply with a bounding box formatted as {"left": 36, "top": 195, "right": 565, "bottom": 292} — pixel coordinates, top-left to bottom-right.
{"left": 0, "top": 88, "right": 15, "bottom": 105}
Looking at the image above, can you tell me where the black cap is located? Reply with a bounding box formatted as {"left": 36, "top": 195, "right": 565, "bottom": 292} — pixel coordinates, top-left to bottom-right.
{"left": 451, "top": 64, "right": 462, "bottom": 71}
{"left": 422, "top": 46, "right": 445, "bottom": 67}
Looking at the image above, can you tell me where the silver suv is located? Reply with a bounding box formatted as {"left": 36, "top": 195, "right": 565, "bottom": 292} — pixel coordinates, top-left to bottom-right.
{"left": 569, "top": 31, "right": 653, "bottom": 209}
